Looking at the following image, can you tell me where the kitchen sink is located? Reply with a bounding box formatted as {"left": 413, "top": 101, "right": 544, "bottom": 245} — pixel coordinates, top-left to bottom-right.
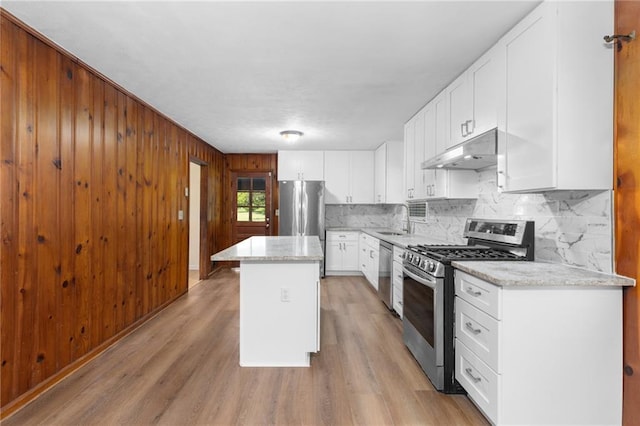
{"left": 378, "top": 231, "right": 405, "bottom": 236}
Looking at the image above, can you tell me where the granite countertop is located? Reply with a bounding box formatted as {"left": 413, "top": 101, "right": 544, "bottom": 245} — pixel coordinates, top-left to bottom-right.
{"left": 326, "top": 227, "right": 449, "bottom": 248}
{"left": 211, "top": 236, "right": 324, "bottom": 262}
{"left": 452, "top": 261, "right": 636, "bottom": 288}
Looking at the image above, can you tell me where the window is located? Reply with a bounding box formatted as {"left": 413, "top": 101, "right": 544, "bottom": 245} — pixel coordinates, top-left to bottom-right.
{"left": 236, "top": 177, "right": 266, "bottom": 222}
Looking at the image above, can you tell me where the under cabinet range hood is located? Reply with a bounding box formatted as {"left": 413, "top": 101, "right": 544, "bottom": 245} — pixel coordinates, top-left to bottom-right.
{"left": 421, "top": 128, "right": 497, "bottom": 170}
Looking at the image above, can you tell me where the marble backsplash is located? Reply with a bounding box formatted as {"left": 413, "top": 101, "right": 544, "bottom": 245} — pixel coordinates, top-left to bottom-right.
{"left": 326, "top": 167, "right": 614, "bottom": 273}
{"left": 325, "top": 204, "right": 403, "bottom": 229}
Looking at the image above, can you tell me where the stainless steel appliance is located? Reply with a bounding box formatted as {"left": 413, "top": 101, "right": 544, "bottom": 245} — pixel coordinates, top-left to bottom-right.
{"left": 378, "top": 240, "right": 393, "bottom": 309}
{"left": 402, "top": 218, "right": 535, "bottom": 393}
{"left": 278, "top": 180, "right": 325, "bottom": 275}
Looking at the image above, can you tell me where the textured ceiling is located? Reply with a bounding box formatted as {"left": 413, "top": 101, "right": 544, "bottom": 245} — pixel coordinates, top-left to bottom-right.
{"left": 2, "top": 1, "right": 539, "bottom": 153}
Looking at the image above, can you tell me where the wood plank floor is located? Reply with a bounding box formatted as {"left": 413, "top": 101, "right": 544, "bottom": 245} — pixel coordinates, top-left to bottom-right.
{"left": 5, "top": 269, "right": 488, "bottom": 425}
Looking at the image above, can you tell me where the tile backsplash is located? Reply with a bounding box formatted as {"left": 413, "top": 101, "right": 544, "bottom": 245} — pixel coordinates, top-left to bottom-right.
{"left": 327, "top": 167, "right": 614, "bottom": 273}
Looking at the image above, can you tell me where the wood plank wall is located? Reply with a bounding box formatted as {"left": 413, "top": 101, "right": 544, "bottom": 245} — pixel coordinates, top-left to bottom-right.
{"left": 0, "top": 12, "right": 225, "bottom": 413}
{"left": 221, "top": 154, "right": 279, "bottom": 250}
{"left": 615, "top": 1, "right": 640, "bottom": 424}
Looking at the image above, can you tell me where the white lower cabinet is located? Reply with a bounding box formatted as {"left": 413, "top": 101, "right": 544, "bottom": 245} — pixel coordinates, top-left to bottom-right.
{"left": 325, "top": 231, "right": 359, "bottom": 275}
{"left": 359, "top": 233, "right": 379, "bottom": 290}
{"left": 392, "top": 246, "right": 404, "bottom": 317}
{"left": 454, "top": 270, "right": 623, "bottom": 425}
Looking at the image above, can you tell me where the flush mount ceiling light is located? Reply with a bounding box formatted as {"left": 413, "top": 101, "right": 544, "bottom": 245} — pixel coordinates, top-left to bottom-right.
{"left": 280, "top": 130, "right": 304, "bottom": 143}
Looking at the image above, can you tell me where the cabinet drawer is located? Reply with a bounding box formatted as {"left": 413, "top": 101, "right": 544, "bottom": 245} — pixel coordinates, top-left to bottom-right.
{"left": 456, "top": 340, "right": 498, "bottom": 424}
{"left": 456, "top": 297, "right": 500, "bottom": 372}
{"left": 326, "top": 231, "right": 359, "bottom": 243}
{"left": 393, "top": 245, "right": 404, "bottom": 263}
{"left": 455, "top": 270, "right": 501, "bottom": 319}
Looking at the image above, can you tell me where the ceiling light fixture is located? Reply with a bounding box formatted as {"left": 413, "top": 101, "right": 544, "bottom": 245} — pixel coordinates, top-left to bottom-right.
{"left": 280, "top": 130, "right": 304, "bottom": 142}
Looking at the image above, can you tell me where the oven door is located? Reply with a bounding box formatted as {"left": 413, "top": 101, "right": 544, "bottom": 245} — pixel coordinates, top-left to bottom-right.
{"left": 402, "top": 263, "right": 444, "bottom": 388}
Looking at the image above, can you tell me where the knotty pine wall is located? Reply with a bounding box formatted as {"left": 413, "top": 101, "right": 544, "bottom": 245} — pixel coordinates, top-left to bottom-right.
{"left": 0, "top": 12, "right": 224, "bottom": 412}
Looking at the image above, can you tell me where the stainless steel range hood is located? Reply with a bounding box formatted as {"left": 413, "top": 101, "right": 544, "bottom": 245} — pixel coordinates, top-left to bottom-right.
{"left": 421, "top": 128, "right": 497, "bottom": 170}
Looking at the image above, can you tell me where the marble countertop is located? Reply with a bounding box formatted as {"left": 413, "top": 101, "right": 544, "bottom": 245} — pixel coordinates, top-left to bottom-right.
{"left": 452, "top": 261, "right": 636, "bottom": 288}
{"left": 211, "top": 236, "right": 324, "bottom": 262}
{"left": 326, "top": 227, "right": 449, "bottom": 248}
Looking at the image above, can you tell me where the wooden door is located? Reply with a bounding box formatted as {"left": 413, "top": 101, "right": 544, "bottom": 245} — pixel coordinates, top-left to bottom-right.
{"left": 231, "top": 172, "right": 272, "bottom": 244}
{"left": 614, "top": 1, "right": 640, "bottom": 424}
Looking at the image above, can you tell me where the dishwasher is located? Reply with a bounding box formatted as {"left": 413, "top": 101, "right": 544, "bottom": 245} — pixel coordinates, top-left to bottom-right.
{"left": 377, "top": 240, "right": 393, "bottom": 309}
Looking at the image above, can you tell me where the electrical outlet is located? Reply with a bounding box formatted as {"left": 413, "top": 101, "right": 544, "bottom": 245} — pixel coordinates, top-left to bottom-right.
{"left": 178, "top": 210, "right": 184, "bottom": 221}
{"left": 280, "top": 287, "right": 290, "bottom": 302}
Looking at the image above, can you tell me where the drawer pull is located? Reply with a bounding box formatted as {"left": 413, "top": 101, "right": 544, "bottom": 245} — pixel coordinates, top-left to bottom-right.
{"left": 396, "top": 274, "right": 403, "bottom": 279}
{"left": 466, "top": 287, "right": 482, "bottom": 297}
{"left": 465, "top": 322, "right": 482, "bottom": 335}
{"left": 465, "top": 367, "right": 482, "bottom": 383}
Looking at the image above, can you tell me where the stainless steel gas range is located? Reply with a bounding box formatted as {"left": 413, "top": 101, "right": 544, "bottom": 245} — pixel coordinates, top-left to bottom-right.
{"left": 402, "top": 218, "right": 535, "bottom": 393}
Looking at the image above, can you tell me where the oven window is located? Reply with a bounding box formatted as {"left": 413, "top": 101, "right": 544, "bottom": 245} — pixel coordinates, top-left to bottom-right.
{"left": 404, "top": 275, "right": 435, "bottom": 347}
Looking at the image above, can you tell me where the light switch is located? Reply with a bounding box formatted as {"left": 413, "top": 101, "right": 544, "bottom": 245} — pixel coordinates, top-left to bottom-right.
{"left": 178, "top": 210, "right": 184, "bottom": 220}
{"left": 280, "top": 287, "right": 290, "bottom": 302}
{"left": 185, "top": 187, "right": 189, "bottom": 197}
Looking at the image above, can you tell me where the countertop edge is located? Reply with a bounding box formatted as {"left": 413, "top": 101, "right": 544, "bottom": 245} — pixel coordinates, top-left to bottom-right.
{"left": 452, "top": 261, "right": 636, "bottom": 288}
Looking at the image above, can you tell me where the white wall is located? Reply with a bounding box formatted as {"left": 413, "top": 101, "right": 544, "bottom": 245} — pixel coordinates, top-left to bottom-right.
{"left": 188, "top": 162, "right": 201, "bottom": 270}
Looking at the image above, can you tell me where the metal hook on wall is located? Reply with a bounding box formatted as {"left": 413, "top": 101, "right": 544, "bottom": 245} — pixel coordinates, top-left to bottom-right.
{"left": 603, "top": 30, "right": 636, "bottom": 43}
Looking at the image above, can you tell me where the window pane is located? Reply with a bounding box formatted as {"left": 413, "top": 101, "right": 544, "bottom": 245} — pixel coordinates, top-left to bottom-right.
{"left": 237, "top": 191, "right": 250, "bottom": 206}
{"left": 253, "top": 178, "right": 266, "bottom": 191}
{"left": 252, "top": 207, "right": 266, "bottom": 222}
{"left": 237, "top": 206, "right": 250, "bottom": 222}
{"left": 252, "top": 191, "right": 266, "bottom": 207}
{"left": 237, "top": 178, "right": 251, "bottom": 191}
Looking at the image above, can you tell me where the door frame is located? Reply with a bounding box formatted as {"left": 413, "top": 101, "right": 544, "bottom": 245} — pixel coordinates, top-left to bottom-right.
{"left": 189, "top": 156, "right": 210, "bottom": 280}
{"left": 230, "top": 170, "right": 274, "bottom": 245}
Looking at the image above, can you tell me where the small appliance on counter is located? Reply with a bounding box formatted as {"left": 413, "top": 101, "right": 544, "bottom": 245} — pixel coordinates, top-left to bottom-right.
{"left": 402, "top": 218, "right": 534, "bottom": 393}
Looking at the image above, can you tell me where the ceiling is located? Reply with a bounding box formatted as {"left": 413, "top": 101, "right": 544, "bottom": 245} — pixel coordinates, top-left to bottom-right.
{"left": 2, "top": 1, "right": 539, "bottom": 154}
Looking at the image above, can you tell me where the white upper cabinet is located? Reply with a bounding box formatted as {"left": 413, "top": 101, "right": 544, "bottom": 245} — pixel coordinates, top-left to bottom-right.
{"left": 375, "top": 141, "right": 404, "bottom": 204}
{"left": 447, "top": 44, "right": 504, "bottom": 148}
{"left": 278, "top": 151, "right": 325, "bottom": 181}
{"left": 423, "top": 91, "right": 478, "bottom": 200}
{"left": 324, "top": 151, "right": 374, "bottom": 204}
{"left": 413, "top": 109, "right": 427, "bottom": 199}
{"left": 499, "top": 0, "right": 613, "bottom": 192}
{"left": 403, "top": 118, "right": 416, "bottom": 200}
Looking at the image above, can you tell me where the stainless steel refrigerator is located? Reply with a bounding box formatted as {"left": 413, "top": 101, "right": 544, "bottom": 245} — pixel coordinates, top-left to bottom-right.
{"left": 278, "top": 180, "right": 325, "bottom": 276}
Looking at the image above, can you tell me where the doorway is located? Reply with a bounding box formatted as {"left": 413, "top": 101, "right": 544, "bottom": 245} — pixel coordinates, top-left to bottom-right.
{"left": 188, "top": 161, "right": 203, "bottom": 288}
{"left": 231, "top": 172, "right": 273, "bottom": 244}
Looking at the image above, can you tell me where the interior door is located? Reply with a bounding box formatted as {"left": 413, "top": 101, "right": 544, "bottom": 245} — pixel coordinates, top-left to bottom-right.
{"left": 231, "top": 172, "right": 272, "bottom": 244}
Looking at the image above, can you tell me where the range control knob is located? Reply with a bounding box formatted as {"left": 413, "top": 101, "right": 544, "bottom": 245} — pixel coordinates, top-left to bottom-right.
{"left": 428, "top": 262, "right": 436, "bottom": 272}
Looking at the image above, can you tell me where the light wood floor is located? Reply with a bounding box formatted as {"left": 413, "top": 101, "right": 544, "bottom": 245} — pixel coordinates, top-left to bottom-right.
{"left": 5, "top": 270, "right": 488, "bottom": 425}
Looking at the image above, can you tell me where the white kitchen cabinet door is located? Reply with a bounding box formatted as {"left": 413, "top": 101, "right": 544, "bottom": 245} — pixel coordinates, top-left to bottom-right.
{"left": 502, "top": 3, "right": 556, "bottom": 192}
{"left": 326, "top": 231, "right": 360, "bottom": 274}
{"left": 383, "top": 140, "right": 404, "bottom": 204}
{"left": 278, "top": 151, "right": 325, "bottom": 181}
{"left": 324, "top": 151, "right": 350, "bottom": 204}
{"left": 349, "top": 151, "right": 374, "bottom": 204}
{"left": 413, "top": 108, "right": 427, "bottom": 200}
{"left": 469, "top": 45, "right": 504, "bottom": 139}
{"left": 324, "top": 151, "right": 374, "bottom": 204}
{"left": 500, "top": 0, "right": 613, "bottom": 192}
{"left": 447, "top": 72, "right": 472, "bottom": 148}
{"left": 403, "top": 119, "right": 415, "bottom": 200}
{"left": 374, "top": 144, "right": 386, "bottom": 203}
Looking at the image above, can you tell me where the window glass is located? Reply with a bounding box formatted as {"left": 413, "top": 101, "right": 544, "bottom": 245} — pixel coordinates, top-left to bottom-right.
{"left": 236, "top": 177, "right": 267, "bottom": 222}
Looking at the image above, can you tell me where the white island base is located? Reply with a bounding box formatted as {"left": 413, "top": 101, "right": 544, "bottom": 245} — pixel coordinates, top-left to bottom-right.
{"left": 240, "top": 261, "right": 320, "bottom": 367}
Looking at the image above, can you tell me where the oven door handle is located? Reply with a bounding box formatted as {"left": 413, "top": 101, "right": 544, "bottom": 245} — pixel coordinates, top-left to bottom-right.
{"left": 403, "top": 267, "right": 437, "bottom": 290}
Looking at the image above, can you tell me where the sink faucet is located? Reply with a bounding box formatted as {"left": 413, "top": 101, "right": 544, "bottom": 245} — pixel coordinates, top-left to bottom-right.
{"left": 400, "top": 203, "right": 412, "bottom": 233}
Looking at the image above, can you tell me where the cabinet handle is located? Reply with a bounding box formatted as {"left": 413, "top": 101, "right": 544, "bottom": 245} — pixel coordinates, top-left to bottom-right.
{"left": 370, "top": 250, "right": 374, "bottom": 259}
{"left": 465, "top": 322, "right": 482, "bottom": 335}
{"left": 460, "top": 122, "right": 467, "bottom": 137}
{"left": 396, "top": 274, "right": 403, "bottom": 279}
{"left": 466, "top": 287, "right": 482, "bottom": 297}
{"left": 465, "top": 367, "right": 482, "bottom": 383}
{"left": 465, "top": 119, "right": 475, "bottom": 135}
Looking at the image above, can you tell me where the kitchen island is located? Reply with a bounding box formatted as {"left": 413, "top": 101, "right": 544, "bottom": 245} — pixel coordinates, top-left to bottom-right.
{"left": 211, "top": 236, "right": 324, "bottom": 367}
